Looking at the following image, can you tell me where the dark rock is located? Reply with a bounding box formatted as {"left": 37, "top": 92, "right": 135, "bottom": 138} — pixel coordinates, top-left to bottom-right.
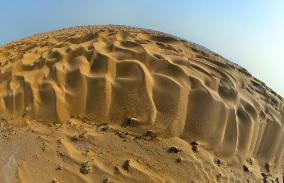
{"left": 123, "top": 160, "right": 131, "bottom": 171}
{"left": 58, "top": 151, "right": 65, "bottom": 157}
{"left": 265, "top": 163, "right": 270, "bottom": 173}
{"left": 261, "top": 173, "right": 267, "bottom": 178}
{"left": 71, "top": 135, "right": 79, "bottom": 141}
{"left": 80, "top": 162, "right": 91, "bottom": 174}
{"left": 176, "top": 157, "right": 183, "bottom": 163}
{"left": 192, "top": 145, "right": 198, "bottom": 153}
{"left": 190, "top": 141, "right": 199, "bottom": 146}
{"left": 144, "top": 130, "right": 157, "bottom": 140}
{"left": 216, "top": 159, "right": 222, "bottom": 166}
{"left": 114, "top": 166, "right": 120, "bottom": 175}
{"left": 247, "top": 158, "right": 253, "bottom": 165}
{"left": 243, "top": 165, "right": 249, "bottom": 172}
{"left": 168, "top": 146, "right": 181, "bottom": 153}
{"left": 57, "top": 139, "right": 63, "bottom": 144}
{"left": 190, "top": 141, "right": 198, "bottom": 152}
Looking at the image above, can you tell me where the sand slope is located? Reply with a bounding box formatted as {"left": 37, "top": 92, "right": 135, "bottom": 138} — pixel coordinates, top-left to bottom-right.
{"left": 0, "top": 25, "right": 283, "bottom": 182}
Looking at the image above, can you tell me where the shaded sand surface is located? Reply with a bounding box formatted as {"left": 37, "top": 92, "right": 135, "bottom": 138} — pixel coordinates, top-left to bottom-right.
{"left": 0, "top": 25, "right": 283, "bottom": 182}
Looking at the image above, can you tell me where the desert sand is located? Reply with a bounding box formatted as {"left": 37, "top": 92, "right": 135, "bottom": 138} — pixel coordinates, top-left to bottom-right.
{"left": 0, "top": 25, "right": 283, "bottom": 183}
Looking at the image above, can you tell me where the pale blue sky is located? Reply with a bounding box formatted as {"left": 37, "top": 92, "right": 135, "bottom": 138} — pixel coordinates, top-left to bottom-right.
{"left": 0, "top": 0, "right": 283, "bottom": 96}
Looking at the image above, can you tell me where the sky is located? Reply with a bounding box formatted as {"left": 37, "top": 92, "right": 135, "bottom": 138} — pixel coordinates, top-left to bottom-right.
{"left": 0, "top": 0, "right": 283, "bottom": 97}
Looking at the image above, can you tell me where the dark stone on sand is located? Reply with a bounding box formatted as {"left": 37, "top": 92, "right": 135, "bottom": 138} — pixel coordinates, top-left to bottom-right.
{"left": 144, "top": 130, "right": 157, "bottom": 139}
{"left": 168, "top": 146, "right": 181, "bottom": 153}
{"left": 123, "top": 160, "right": 131, "bottom": 171}
{"left": 243, "top": 165, "right": 249, "bottom": 172}
{"left": 80, "top": 162, "right": 91, "bottom": 174}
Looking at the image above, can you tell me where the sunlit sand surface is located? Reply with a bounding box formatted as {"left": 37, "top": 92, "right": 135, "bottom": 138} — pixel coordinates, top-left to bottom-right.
{"left": 0, "top": 25, "right": 283, "bottom": 183}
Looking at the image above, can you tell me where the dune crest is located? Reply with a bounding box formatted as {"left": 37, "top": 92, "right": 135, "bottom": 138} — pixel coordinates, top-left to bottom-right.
{"left": 0, "top": 25, "right": 283, "bottom": 182}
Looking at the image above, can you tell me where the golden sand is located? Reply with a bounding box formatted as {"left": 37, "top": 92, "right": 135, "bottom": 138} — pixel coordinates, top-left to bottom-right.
{"left": 0, "top": 25, "right": 283, "bottom": 182}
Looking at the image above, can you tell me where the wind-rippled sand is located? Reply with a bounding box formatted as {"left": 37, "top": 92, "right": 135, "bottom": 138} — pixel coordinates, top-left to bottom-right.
{"left": 0, "top": 25, "right": 283, "bottom": 182}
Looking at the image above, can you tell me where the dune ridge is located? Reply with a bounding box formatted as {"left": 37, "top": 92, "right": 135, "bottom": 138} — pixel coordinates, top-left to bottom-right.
{"left": 0, "top": 25, "right": 283, "bottom": 182}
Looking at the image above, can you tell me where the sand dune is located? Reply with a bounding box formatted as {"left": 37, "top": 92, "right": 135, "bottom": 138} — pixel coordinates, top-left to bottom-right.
{"left": 0, "top": 25, "right": 283, "bottom": 182}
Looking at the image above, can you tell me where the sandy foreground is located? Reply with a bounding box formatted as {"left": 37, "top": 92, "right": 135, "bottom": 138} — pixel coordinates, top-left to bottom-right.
{"left": 0, "top": 25, "right": 283, "bottom": 183}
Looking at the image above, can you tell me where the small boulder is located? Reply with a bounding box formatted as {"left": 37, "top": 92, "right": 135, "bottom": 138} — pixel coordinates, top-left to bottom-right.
{"left": 80, "top": 162, "right": 91, "bottom": 174}
{"left": 190, "top": 141, "right": 198, "bottom": 152}
{"left": 190, "top": 141, "right": 199, "bottom": 146}
{"left": 247, "top": 158, "right": 253, "bottom": 165}
{"left": 176, "top": 157, "right": 183, "bottom": 163}
{"left": 123, "top": 160, "right": 131, "bottom": 171}
{"left": 243, "top": 165, "right": 249, "bottom": 172}
{"left": 192, "top": 145, "right": 198, "bottom": 153}
{"left": 144, "top": 130, "right": 157, "bottom": 140}
{"left": 264, "top": 163, "right": 270, "bottom": 173}
{"left": 71, "top": 135, "right": 79, "bottom": 141}
{"left": 215, "top": 159, "right": 222, "bottom": 166}
{"left": 168, "top": 146, "right": 182, "bottom": 153}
